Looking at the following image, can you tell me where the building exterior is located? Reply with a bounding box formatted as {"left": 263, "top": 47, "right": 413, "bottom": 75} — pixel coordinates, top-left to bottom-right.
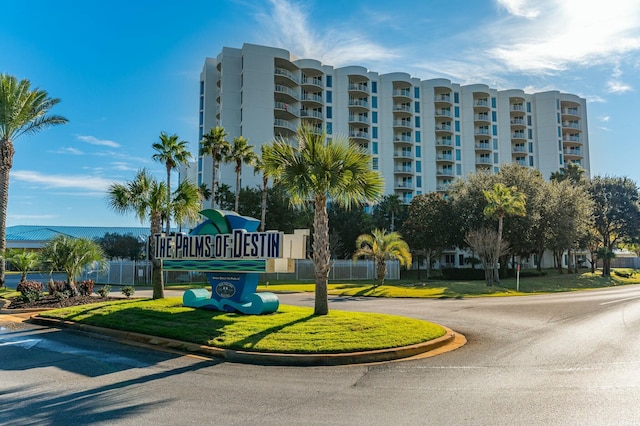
{"left": 197, "top": 43, "right": 589, "bottom": 206}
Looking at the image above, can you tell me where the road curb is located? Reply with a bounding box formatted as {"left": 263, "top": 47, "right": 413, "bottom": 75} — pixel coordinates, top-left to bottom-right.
{"left": 27, "top": 314, "right": 463, "bottom": 366}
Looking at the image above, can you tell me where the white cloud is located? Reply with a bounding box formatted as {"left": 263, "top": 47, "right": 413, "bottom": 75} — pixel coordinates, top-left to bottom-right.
{"left": 77, "top": 135, "right": 120, "bottom": 148}
{"left": 255, "top": 0, "right": 398, "bottom": 66}
{"left": 54, "top": 147, "right": 84, "bottom": 155}
{"left": 606, "top": 80, "right": 633, "bottom": 93}
{"left": 8, "top": 213, "right": 57, "bottom": 221}
{"left": 496, "top": 0, "right": 540, "bottom": 19}
{"left": 600, "top": 116, "right": 610, "bottom": 122}
{"left": 11, "top": 170, "right": 113, "bottom": 191}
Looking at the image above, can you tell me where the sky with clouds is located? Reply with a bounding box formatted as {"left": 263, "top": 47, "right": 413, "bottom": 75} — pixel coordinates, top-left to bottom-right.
{"left": 2, "top": 0, "right": 639, "bottom": 227}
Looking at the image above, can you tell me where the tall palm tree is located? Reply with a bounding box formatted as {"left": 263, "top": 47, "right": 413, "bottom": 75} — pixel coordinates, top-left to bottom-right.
{"left": 227, "top": 135, "right": 257, "bottom": 212}
{"left": 199, "top": 126, "right": 230, "bottom": 209}
{"left": 172, "top": 179, "right": 203, "bottom": 231}
{"left": 483, "top": 183, "right": 526, "bottom": 282}
{"left": 263, "top": 126, "right": 384, "bottom": 315}
{"left": 383, "top": 194, "right": 403, "bottom": 231}
{"left": 353, "top": 229, "right": 412, "bottom": 288}
{"left": 152, "top": 132, "right": 192, "bottom": 234}
{"left": 107, "top": 169, "right": 167, "bottom": 298}
{"left": 0, "top": 74, "right": 68, "bottom": 287}
{"left": 253, "top": 146, "right": 270, "bottom": 231}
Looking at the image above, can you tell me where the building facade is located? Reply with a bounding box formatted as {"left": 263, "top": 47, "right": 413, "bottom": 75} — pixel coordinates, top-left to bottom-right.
{"left": 197, "top": 43, "right": 590, "bottom": 206}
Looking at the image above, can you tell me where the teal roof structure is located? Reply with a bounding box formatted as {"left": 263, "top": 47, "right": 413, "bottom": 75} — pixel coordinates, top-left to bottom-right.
{"left": 7, "top": 225, "right": 151, "bottom": 243}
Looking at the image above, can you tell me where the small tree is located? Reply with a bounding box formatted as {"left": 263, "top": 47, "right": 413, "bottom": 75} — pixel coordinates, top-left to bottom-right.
{"left": 353, "top": 229, "right": 412, "bottom": 288}
{"left": 4, "top": 249, "right": 40, "bottom": 282}
{"left": 465, "top": 228, "right": 510, "bottom": 286}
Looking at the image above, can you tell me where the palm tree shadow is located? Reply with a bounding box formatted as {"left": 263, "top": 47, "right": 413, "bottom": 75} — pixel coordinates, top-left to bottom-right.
{"left": 231, "top": 314, "right": 315, "bottom": 350}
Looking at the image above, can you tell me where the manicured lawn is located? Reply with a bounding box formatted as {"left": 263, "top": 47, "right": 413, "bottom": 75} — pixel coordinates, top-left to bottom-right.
{"left": 0, "top": 288, "right": 20, "bottom": 299}
{"left": 39, "top": 298, "right": 447, "bottom": 354}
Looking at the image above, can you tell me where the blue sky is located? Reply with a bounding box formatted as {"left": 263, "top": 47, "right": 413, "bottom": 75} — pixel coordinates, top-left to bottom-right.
{"left": 2, "top": 0, "right": 640, "bottom": 227}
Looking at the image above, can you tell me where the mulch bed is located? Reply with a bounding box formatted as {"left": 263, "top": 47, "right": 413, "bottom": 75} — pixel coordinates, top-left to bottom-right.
{"left": 3, "top": 294, "right": 120, "bottom": 310}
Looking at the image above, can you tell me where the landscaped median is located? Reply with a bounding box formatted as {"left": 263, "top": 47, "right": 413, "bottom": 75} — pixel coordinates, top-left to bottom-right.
{"left": 31, "top": 297, "right": 458, "bottom": 366}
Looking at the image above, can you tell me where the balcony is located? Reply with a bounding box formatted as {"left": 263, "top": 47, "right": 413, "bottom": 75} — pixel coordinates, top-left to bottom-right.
{"left": 393, "top": 119, "right": 412, "bottom": 130}
{"left": 436, "top": 169, "right": 454, "bottom": 177}
{"left": 476, "top": 157, "right": 492, "bottom": 165}
{"left": 475, "top": 142, "right": 491, "bottom": 151}
{"left": 563, "top": 135, "right": 581, "bottom": 143}
{"left": 511, "top": 104, "right": 525, "bottom": 112}
{"left": 274, "top": 101, "right": 299, "bottom": 117}
{"left": 274, "top": 67, "right": 299, "bottom": 84}
{"left": 301, "top": 93, "right": 323, "bottom": 106}
{"left": 562, "top": 121, "right": 581, "bottom": 130}
{"left": 392, "top": 89, "right": 412, "bottom": 99}
{"left": 434, "top": 93, "right": 452, "bottom": 105}
{"left": 393, "top": 150, "right": 413, "bottom": 159}
{"left": 348, "top": 83, "right": 369, "bottom": 96}
{"left": 393, "top": 104, "right": 411, "bottom": 112}
{"left": 561, "top": 108, "right": 580, "bottom": 117}
{"left": 475, "top": 114, "right": 490, "bottom": 123}
{"left": 436, "top": 138, "right": 453, "bottom": 147}
{"left": 349, "top": 130, "right": 370, "bottom": 141}
{"left": 394, "top": 165, "right": 413, "bottom": 174}
{"left": 348, "top": 98, "right": 369, "bottom": 111}
{"left": 393, "top": 134, "right": 412, "bottom": 144}
{"left": 275, "top": 84, "right": 299, "bottom": 102}
{"left": 274, "top": 118, "right": 297, "bottom": 137}
{"left": 436, "top": 154, "right": 454, "bottom": 163}
{"left": 511, "top": 132, "right": 526, "bottom": 140}
{"left": 301, "top": 76, "right": 323, "bottom": 88}
{"left": 435, "top": 124, "right": 452, "bottom": 134}
{"left": 512, "top": 145, "right": 526, "bottom": 153}
{"left": 435, "top": 109, "right": 452, "bottom": 118}
{"left": 394, "top": 181, "right": 414, "bottom": 189}
{"left": 436, "top": 184, "right": 451, "bottom": 192}
{"left": 563, "top": 148, "right": 582, "bottom": 157}
{"left": 300, "top": 109, "right": 323, "bottom": 121}
{"left": 349, "top": 114, "right": 370, "bottom": 125}
{"left": 510, "top": 118, "right": 526, "bottom": 128}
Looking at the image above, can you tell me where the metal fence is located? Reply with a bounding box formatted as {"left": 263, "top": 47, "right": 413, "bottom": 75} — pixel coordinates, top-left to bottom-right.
{"left": 84, "top": 259, "right": 400, "bottom": 285}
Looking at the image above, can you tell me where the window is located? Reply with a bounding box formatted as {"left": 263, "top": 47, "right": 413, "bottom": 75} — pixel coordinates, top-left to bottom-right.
{"left": 527, "top": 102, "right": 531, "bottom": 112}
{"left": 372, "top": 127, "right": 378, "bottom": 139}
{"left": 491, "top": 97, "right": 496, "bottom": 108}
{"left": 415, "top": 131, "right": 421, "bottom": 143}
{"left": 529, "top": 156, "right": 534, "bottom": 167}
{"left": 414, "top": 87, "right": 420, "bottom": 98}
{"left": 372, "top": 96, "right": 377, "bottom": 108}
{"left": 494, "top": 152, "right": 499, "bottom": 163}
{"left": 371, "top": 81, "right": 377, "bottom": 93}
{"left": 445, "top": 254, "right": 455, "bottom": 266}
{"left": 415, "top": 116, "right": 421, "bottom": 128}
{"left": 528, "top": 142, "right": 533, "bottom": 153}
{"left": 326, "top": 91, "right": 332, "bottom": 103}
{"left": 327, "top": 122, "right": 332, "bottom": 134}
{"left": 559, "top": 154, "right": 563, "bottom": 165}
{"left": 456, "top": 135, "right": 461, "bottom": 146}
{"left": 456, "top": 164, "right": 462, "bottom": 175}
{"left": 199, "top": 80, "right": 204, "bottom": 95}
{"left": 493, "top": 138, "right": 498, "bottom": 150}
{"left": 416, "top": 161, "right": 422, "bottom": 173}
{"left": 492, "top": 111, "right": 496, "bottom": 121}
{"left": 326, "top": 106, "right": 332, "bottom": 119}
{"left": 372, "top": 111, "right": 378, "bottom": 123}
{"left": 454, "top": 92, "right": 459, "bottom": 103}
{"left": 456, "top": 149, "right": 461, "bottom": 161}
{"left": 372, "top": 142, "right": 378, "bottom": 154}
{"left": 326, "top": 75, "right": 332, "bottom": 87}
{"left": 372, "top": 157, "right": 379, "bottom": 170}
{"left": 455, "top": 121, "right": 460, "bottom": 132}
{"left": 527, "top": 115, "right": 532, "bottom": 126}
{"left": 417, "top": 176, "right": 422, "bottom": 188}
{"left": 455, "top": 106, "right": 460, "bottom": 117}
{"left": 415, "top": 102, "right": 420, "bottom": 113}
{"left": 557, "top": 113, "right": 561, "bottom": 123}
{"left": 416, "top": 146, "right": 421, "bottom": 157}
{"left": 492, "top": 125, "right": 498, "bottom": 136}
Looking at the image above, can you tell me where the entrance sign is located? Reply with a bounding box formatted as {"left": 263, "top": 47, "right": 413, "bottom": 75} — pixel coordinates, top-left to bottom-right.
{"left": 155, "top": 209, "right": 307, "bottom": 315}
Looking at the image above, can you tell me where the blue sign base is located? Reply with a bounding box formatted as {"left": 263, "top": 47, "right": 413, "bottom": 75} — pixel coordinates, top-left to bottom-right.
{"left": 183, "top": 288, "right": 279, "bottom": 315}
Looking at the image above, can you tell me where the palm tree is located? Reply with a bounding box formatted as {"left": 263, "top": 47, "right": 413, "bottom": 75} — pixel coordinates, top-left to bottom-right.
{"left": 107, "top": 169, "right": 167, "bottom": 298}
{"left": 40, "top": 235, "right": 107, "bottom": 294}
{"left": 263, "top": 126, "right": 384, "bottom": 315}
{"left": 253, "top": 146, "right": 270, "bottom": 231}
{"left": 199, "top": 126, "right": 230, "bottom": 209}
{"left": 227, "top": 135, "right": 257, "bottom": 212}
{"left": 4, "top": 249, "right": 40, "bottom": 282}
{"left": 172, "top": 179, "right": 203, "bottom": 231}
{"left": 383, "top": 194, "right": 403, "bottom": 232}
{"left": 152, "top": 132, "right": 192, "bottom": 234}
{"left": 0, "top": 74, "right": 68, "bottom": 287}
{"left": 483, "top": 183, "right": 526, "bottom": 283}
{"left": 353, "top": 229, "right": 412, "bottom": 288}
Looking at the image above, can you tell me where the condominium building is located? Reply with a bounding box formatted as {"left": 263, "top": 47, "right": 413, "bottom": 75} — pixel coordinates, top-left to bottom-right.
{"left": 197, "top": 43, "right": 589, "bottom": 206}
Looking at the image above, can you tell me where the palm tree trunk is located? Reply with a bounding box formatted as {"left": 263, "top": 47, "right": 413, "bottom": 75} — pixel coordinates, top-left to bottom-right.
{"left": 260, "top": 175, "right": 268, "bottom": 232}
{"left": 313, "top": 194, "right": 331, "bottom": 315}
{"left": 376, "top": 257, "right": 387, "bottom": 287}
{"left": 494, "top": 214, "right": 503, "bottom": 283}
{"left": 235, "top": 163, "right": 241, "bottom": 212}
{"left": 0, "top": 137, "right": 15, "bottom": 288}
{"left": 150, "top": 212, "right": 164, "bottom": 299}
{"left": 211, "top": 161, "right": 217, "bottom": 210}
{"left": 166, "top": 165, "right": 171, "bottom": 234}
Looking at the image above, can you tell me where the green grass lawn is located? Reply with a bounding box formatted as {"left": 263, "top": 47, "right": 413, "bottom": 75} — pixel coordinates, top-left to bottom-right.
{"left": 39, "top": 298, "right": 447, "bottom": 354}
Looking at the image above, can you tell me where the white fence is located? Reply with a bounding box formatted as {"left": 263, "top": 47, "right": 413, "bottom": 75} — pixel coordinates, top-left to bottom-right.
{"left": 84, "top": 259, "right": 400, "bottom": 285}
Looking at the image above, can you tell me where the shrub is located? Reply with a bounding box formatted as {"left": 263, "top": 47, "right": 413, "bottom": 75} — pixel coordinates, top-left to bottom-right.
{"left": 97, "top": 285, "right": 111, "bottom": 298}
{"left": 47, "top": 280, "right": 66, "bottom": 295}
{"left": 16, "top": 281, "right": 44, "bottom": 302}
{"left": 54, "top": 290, "right": 71, "bottom": 300}
{"left": 77, "top": 280, "right": 95, "bottom": 296}
{"left": 121, "top": 285, "right": 135, "bottom": 298}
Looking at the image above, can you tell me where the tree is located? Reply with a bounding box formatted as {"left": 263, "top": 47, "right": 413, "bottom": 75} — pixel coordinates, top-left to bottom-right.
{"left": 550, "top": 163, "right": 586, "bottom": 184}
{"left": 465, "top": 228, "right": 510, "bottom": 286}
{"left": 0, "top": 74, "right": 68, "bottom": 287}
{"left": 152, "top": 132, "right": 192, "bottom": 234}
{"left": 95, "top": 233, "right": 144, "bottom": 260}
{"left": 199, "top": 126, "right": 230, "bottom": 209}
{"left": 588, "top": 176, "right": 640, "bottom": 276}
{"left": 253, "top": 146, "right": 270, "bottom": 231}
{"left": 4, "top": 249, "right": 40, "bottom": 282}
{"left": 41, "top": 235, "right": 107, "bottom": 293}
{"left": 401, "top": 193, "right": 452, "bottom": 279}
{"left": 372, "top": 194, "right": 406, "bottom": 232}
{"left": 353, "top": 229, "right": 412, "bottom": 288}
{"left": 227, "top": 135, "right": 257, "bottom": 212}
{"left": 263, "top": 126, "right": 383, "bottom": 315}
{"left": 328, "top": 203, "right": 372, "bottom": 259}
{"left": 215, "top": 183, "right": 235, "bottom": 210}
{"left": 107, "top": 169, "right": 167, "bottom": 298}
{"left": 171, "top": 179, "right": 203, "bottom": 231}
{"left": 483, "top": 183, "right": 526, "bottom": 283}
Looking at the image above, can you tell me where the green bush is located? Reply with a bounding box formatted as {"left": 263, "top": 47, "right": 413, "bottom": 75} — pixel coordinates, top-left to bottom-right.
{"left": 121, "top": 285, "right": 135, "bottom": 298}
{"left": 77, "top": 280, "right": 95, "bottom": 296}
{"left": 97, "top": 285, "right": 111, "bottom": 298}
{"left": 16, "top": 281, "right": 44, "bottom": 301}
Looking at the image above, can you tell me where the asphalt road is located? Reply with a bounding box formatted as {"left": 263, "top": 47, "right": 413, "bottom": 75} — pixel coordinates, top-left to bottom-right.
{"left": 1, "top": 285, "right": 639, "bottom": 425}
